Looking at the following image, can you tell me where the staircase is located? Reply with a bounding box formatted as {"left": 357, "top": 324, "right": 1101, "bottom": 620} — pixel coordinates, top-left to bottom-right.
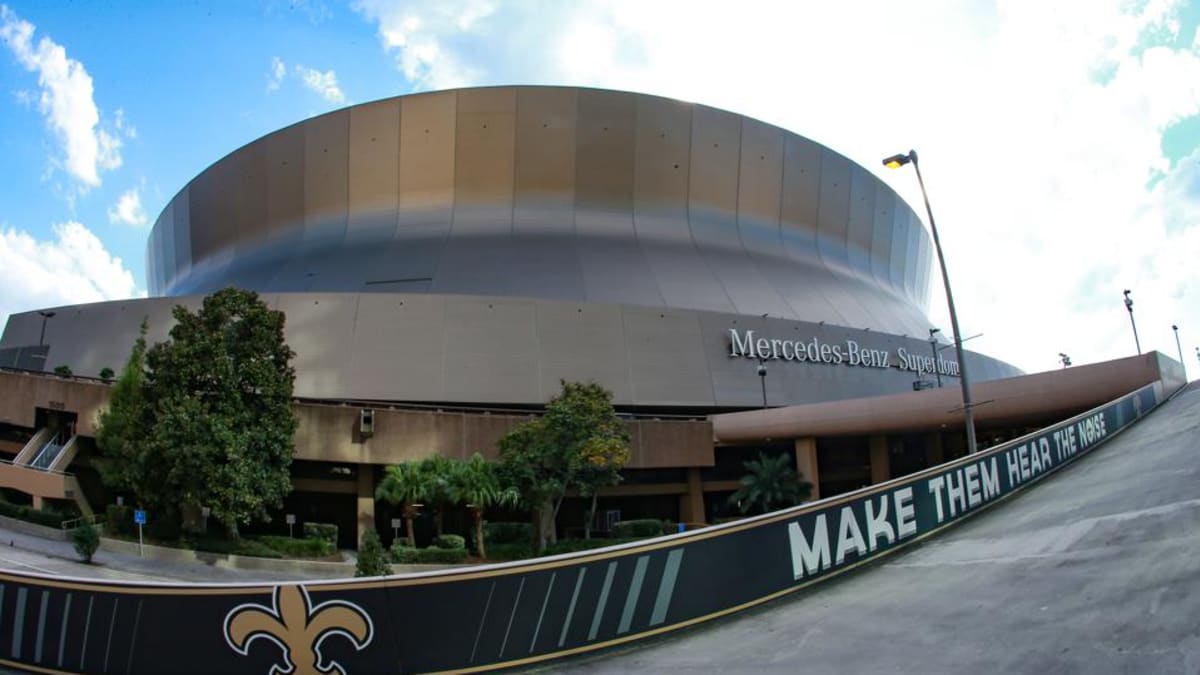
{"left": 0, "top": 427, "right": 92, "bottom": 518}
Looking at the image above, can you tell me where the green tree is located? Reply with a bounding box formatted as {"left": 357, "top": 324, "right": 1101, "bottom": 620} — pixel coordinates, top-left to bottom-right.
{"left": 728, "top": 452, "right": 813, "bottom": 515}
{"left": 53, "top": 365, "right": 72, "bottom": 377}
{"left": 376, "top": 462, "right": 425, "bottom": 547}
{"left": 96, "top": 289, "right": 297, "bottom": 538}
{"left": 95, "top": 320, "right": 151, "bottom": 495}
{"left": 497, "top": 381, "right": 631, "bottom": 550}
{"left": 417, "top": 455, "right": 457, "bottom": 537}
{"left": 70, "top": 521, "right": 100, "bottom": 563}
{"left": 98, "top": 367, "right": 115, "bottom": 381}
{"left": 577, "top": 435, "right": 631, "bottom": 540}
{"left": 355, "top": 529, "right": 390, "bottom": 577}
{"left": 449, "top": 453, "right": 518, "bottom": 559}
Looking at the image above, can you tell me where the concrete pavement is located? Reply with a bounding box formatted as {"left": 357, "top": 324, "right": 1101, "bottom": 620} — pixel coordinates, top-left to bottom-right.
{"left": 555, "top": 383, "right": 1200, "bottom": 674}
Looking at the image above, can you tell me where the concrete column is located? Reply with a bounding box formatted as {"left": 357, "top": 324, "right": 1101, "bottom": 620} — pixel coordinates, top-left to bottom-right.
{"left": 679, "top": 467, "right": 705, "bottom": 525}
{"left": 925, "top": 432, "right": 945, "bottom": 467}
{"left": 794, "top": 437, "right": 820, "bottom": 501}
{"left": 31, "top": 495, "right": 43, "bottom": 510}
{"left": 356, "top": 466, "right": 376, "bottom": 546}
{"left": 869, "top": 435, "right": 890, "bottom": 485}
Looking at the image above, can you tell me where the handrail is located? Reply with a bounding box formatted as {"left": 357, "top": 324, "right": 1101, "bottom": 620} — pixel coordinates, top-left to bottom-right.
{"left": 0, "top": 456, "right": 75, "bottom": 477}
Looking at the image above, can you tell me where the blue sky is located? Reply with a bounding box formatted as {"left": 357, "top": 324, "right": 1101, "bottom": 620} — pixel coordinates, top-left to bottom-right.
{"left": 1, "top": 0, "right": 1198, "bottom": 375}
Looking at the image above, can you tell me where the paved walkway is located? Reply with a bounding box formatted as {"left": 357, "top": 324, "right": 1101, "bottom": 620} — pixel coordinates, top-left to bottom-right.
{"left": 555, "top": 383, "right": 1200, "bottom": 674}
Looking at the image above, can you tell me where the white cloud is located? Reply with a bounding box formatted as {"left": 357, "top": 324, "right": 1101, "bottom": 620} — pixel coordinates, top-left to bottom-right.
{"left": 267, "top": 55, "right": 286, "bottom": 92}
{"left": 294, "top": 64, "right": 345, "bottom": 104}
{"left": 0, "top": 4, "right": 123, "bottom": 188}
{"left": 351, "top": 0, "right": 1200, "bottom": 375}
{"left": 0, "top": 221, "right": 138, "bottom": 328}
{"left": 107, "top": 187, "right": 147, "bottom": 227}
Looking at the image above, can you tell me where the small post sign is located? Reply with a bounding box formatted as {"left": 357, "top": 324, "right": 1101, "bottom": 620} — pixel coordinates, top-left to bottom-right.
{"left": 391, "top": 518, "right": 402, "bottom": 541}
{"left": 134, "top": 509, "right": 147, "bottom": 556}
{"left": 286, "top": 513, "right": 296, "bottom": 538}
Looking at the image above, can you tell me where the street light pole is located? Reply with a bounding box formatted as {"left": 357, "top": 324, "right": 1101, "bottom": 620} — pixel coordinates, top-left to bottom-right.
{"left": 884, "top": 150, "right": 977, "bottom": 454}
{"left": 1123, "top": 290, "right": 1140, "bottom": 355}
{"left": 756, "top": 358, "right": 768, "bottom": 409}
{"left": 1172, "top": 325, "right": 1185, "bottom": 379}
{"left": 37, "top": 311, "right": 55, "bottom": 346}
{"left": 928, "top": 328, "right": 943, "bottom": 388}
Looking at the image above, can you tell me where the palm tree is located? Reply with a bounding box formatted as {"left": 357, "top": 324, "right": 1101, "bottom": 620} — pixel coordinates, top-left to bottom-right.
{"left": 376, "top": 463, "right": 424, "bottom": 546}
{"left": 728, "top": 452, "right": 813, "bottom": 515}
{"left": 450, "top": 454, "right": 518, "bottom": 559}
{"left": 419, "top": 455, "right": 457, "bottom": 537}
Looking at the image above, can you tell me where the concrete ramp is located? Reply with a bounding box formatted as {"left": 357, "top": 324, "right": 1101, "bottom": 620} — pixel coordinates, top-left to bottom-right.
{"left": 561, "top": 383, "right": 1200, "bottom": 673}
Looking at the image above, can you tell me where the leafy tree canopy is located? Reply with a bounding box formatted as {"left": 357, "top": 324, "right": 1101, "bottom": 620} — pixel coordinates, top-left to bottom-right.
{"left": 497, "top": 381, "right": 630, "bottom": 549}
{"left": 95, "top": 289, "right": 297, "bottom": 536}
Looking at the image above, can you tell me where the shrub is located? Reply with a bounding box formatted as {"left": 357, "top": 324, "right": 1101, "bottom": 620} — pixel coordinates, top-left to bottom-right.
{"left": 483, "top": 521, "right": 535, "bottom": 545}
{"left": 431, "top": 534, "right": 465, "bottom": 550}
{"left": 23, "top": 508, "right": 66, "bottom": 529}
{"left": 104, "top": 504, "right": 134, "bottom": 536}
{"left": 186, "top": 536, "right": 282, "bottom": 559}
{"left": 98, "top": 367, "right": 115, "bottom": 381}
{"left": 610, "top": 519, "right": 667, "bottom": 538}
{"left": 71, "top": 522, "right": 100, "bottom": 563}
{"left": 356, "top": 530, "right": 390, "bottom": 577}
{"left": 0, "top": 500, "right": 27, "bottom": 520}
{"left": 256, "top": 535, "right": 335, "bottom": 558}
{"left": 389, "top": 542, "right": 419, "bottom": 564}
{"left": 145, "top": 511, "right": 182, "bottom": 541}
{"left": 303, "top": 522, "right": 338, "bottom": 545}
{"left": 389, "top": 542, "right": 469, "bottom": 564}
{"left": 484, "top": 542, "right": 537, "bottom": 562}
{"left": 53, "top": 365, "right": 72, "bottom": 377}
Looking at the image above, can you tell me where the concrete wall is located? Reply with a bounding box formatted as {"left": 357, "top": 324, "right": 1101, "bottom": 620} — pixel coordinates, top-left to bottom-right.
{"left": 0, "top": 370, "right": 714, "bottom": 468}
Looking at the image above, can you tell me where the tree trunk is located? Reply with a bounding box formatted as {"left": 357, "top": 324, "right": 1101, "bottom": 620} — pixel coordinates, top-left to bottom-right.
{"left": 584, "top": 492, "right": 598, "bottom": 540}
{"left": 434, "top": 508, "right": 444, "bottom": 537}
{"left": 473, "top": 507, "right": 486, "bottom": 559}
{"left": 536, "top": 499, "right": 557, "bottom": 551}
{"left": 403, "top": 502, "right": 417, "bottom": 547}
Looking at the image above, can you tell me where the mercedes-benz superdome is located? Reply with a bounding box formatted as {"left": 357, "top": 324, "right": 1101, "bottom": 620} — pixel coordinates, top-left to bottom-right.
{"left": 1, "top": 86, "right": 1021, "bottom": 409}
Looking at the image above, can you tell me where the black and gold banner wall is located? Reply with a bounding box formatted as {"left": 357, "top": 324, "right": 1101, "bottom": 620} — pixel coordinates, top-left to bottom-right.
{"left": 0, "top": 383, "right": 1162, "bottom": 674}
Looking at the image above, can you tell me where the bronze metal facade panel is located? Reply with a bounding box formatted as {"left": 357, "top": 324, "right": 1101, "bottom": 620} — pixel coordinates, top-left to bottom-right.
{"left": 574, "top": 89, "right": 635, "bottom": 233}
{"left": 343, "top": 294, "right": 447, "bottom": 401}
{"left": 302, "top": 109, "right": 350, "bottom": 256}
{"left": 735, "top": 117, "right": 784, "bottom": 260}
{"left": 846, "top": 164, "right": 875, "bottom": 281}
{"left": 533, "top": 302, "right": 631, "bottom": 401}
{"left": 397, "top": 91, "right": 456, "bottom": 216}
{"left": 513, "top": 86, "right": 577, "bottom": 236}
{"left": 275, "top": 293, "right": 356, "bottom": 396}
{"left": 346, "top": 98, "right": 401, "bottom": 250}
{"left": 263, "top": 123, "right": 305, "bottom": 252}
{"left": 623, "top": 308, "right": 715, "bottom": 406}
{"left": 452, "top": 87, "right": 516, "bottom": 232}
{"left": 816, "top": 148, "right": 852, "bottom": 276}
{"left": 870, "top": 187, "right": 896, "bottom": 291}
{"left": 441, "top": 297, "right": 540, "bottom": 403}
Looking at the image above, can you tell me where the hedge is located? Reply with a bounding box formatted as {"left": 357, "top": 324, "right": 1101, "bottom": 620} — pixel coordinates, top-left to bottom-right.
{"left": 303, "top": 522, "right": 338, "bottom": 545}
{"left": 184, "top": 536, "right": 282, "bottom": 559}
{"left": 256, "top": 535, "right": 335, "bottom": 558}
{"left": 610, "top": 519, "right": 668, "bottom": 538}
{"left": 0, "top": 500, "right": 66, "bottom": 529}
{"left": 483, "top": 521, "right": 535, "bottom": 544}
{"left": 431, "top": 534, "right": 465, "bottom": 550}
{"left": 389, "top": 542, "right": 469, "bottom": 564}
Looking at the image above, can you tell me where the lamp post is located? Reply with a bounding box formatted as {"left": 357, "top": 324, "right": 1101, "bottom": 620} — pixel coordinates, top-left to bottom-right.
{"left": 37, "top": 311, "right": 55, "bottom": 346}
{"left": 756, "top": 357, "right": 768, "bottom": 409}
{"left": 883, "top": 150, "right": 977, "bottom": 454}
{"left": 1123, "top": 290, "right": 1140, "bottom": 354}
{"left": 928, "top": 328, "right": 943, "bottom": 388}
{"left": 1172, "top": 325, "right": 1185, "bottom": 379}
{"left": 1059, "top": 353, "right": 1071, "bottom": 368}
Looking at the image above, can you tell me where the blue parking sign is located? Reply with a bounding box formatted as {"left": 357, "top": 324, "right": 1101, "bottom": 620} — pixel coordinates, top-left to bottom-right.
{"left": 134, "top": 509, "right": 147, "bottom": 525}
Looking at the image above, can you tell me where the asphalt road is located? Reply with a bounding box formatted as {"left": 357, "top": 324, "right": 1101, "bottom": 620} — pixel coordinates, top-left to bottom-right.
{"left": 554, "top": 383, "right": 1200, "bottom": 674}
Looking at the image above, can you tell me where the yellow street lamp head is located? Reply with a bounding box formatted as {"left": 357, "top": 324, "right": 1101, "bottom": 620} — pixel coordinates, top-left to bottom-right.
{"left": 882, "top": 152, "right": 913, "bottom": 169}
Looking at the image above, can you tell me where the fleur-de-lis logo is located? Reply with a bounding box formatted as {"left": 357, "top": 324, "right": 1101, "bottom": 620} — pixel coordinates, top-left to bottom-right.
{"left": 224, "top": 585, "right": 374, "bottom": 675}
